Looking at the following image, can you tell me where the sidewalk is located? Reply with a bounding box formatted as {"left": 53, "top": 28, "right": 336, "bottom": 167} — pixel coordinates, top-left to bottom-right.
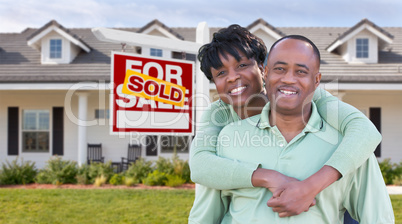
{"left": 387, "top": 186, "right": 402, "bottom": 195}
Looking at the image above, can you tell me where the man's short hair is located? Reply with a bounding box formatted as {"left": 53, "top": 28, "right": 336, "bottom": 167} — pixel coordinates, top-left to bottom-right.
{"left": 198, "top": 24, "right": 267, "bottom": 80}
{"left": 268, "top": 35, "right": 321, "bottom": 67}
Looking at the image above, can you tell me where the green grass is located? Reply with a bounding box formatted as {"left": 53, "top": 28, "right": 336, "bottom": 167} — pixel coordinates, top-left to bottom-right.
{"left": 0, "top": 189, "right": 401, "bottom": 223}
{"left": 392, "top": 195, "right": 402, "bottom": 224}
{"left": 0, "top": 188, "right": 195, "bottom": 224}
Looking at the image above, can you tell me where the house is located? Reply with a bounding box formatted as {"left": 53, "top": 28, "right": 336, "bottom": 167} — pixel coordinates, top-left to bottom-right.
{"left": 1, "top": 18, "right": 401, "bottom": 169}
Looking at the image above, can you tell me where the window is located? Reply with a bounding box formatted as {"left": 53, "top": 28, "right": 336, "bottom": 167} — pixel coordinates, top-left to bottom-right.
{"left": 50, "top": 39, "right": 62, "bottom": 58}
{"left": 150, "top": 48, "right": 162, "bottom": 57}
{"left": 160, "top": 136, "right": 189, "bottom": 153}
{"left": 22, "top": 110, "right": 50, "bottom": 152}
{"left": 95, "top": 109, "right": 109, "bottom": 119}
{"left": 356, "top": 38, "right": 369, "bottom": 58}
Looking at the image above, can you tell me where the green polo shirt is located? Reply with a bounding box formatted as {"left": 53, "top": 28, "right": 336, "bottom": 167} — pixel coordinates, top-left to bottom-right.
{"left": 214, "top": 102, "right": 394, "bottom": 224}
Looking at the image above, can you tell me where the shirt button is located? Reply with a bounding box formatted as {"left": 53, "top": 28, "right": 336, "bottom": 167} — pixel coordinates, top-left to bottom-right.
{"left": 279, "top": 143, "right": 284, "bottom": 147}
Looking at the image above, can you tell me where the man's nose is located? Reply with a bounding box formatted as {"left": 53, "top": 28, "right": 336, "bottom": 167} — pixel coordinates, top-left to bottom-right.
{"left": 281, "top": 71, "right": 296, "bottom": 84}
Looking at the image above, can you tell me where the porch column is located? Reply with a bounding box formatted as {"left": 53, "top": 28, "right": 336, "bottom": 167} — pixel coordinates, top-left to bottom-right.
{"left": 76, "top": 91, "right": 89, "bottom": 166}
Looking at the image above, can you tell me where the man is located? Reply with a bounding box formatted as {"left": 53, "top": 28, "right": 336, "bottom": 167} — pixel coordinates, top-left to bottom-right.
{"left": 213, "top": 35, "right": 394, "bottom": 223}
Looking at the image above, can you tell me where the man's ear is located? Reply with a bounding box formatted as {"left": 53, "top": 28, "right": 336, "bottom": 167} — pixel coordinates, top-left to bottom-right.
{"left": 263, "top": 65, "right": 269, "bottom": 80}
{"left": 315, "top": 72, "right": 322, "bottom": 88}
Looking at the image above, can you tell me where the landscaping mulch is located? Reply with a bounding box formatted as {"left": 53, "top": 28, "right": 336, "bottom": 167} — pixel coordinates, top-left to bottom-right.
{"left": 0, "top": 183, "right": 196, "bottom": 190}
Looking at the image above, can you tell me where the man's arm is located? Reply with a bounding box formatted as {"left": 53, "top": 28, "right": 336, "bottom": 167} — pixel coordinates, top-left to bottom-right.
{"left": 343, "top": 155, "right": 394, "bottom": 223}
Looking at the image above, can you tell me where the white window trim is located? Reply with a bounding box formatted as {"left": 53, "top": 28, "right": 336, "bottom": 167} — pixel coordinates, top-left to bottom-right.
{"left": 20, "top": 107, "right": 53, "bottom": 154}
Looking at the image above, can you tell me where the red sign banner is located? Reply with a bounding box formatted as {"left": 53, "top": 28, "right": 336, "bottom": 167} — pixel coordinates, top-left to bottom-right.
{"left": 111, "top": 52, "right": 194, "bottom": 134}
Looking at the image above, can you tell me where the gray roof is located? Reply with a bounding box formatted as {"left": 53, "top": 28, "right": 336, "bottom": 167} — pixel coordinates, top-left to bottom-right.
{"left": 0, "top": 19, "right": 402, "bottom": 84}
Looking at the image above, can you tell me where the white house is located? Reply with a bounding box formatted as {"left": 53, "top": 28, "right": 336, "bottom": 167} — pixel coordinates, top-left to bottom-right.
{"left": 1, "top": 18, "right": 401, "bottom": 169}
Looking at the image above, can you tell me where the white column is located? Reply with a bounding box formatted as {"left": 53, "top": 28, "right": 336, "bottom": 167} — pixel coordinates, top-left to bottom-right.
{"left": 76, "top": 91, "right": 89, "bottom": 166}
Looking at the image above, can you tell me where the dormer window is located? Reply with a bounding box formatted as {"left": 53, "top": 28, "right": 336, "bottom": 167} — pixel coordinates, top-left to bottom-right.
{"left": 150, "top": 48, "right": 162, "bottom": 57}
{"left": 49, "top": 39, "right": 62, "bottom": 59}
{"left": 356, "top": 38, "right": 369, "bottom": 58}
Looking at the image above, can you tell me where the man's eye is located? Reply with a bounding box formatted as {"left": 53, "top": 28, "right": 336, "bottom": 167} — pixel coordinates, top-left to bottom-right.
{"left": 273, "top": 67, "right": 284, "bottom": 71}
{"left": 239, "top": 64, "right": 247, "bottom": 68}
{"left": 297, "top": 70, "right": 307, "bottom": 74}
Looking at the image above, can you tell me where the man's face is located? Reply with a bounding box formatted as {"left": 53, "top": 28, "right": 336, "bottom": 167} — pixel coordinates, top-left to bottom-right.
{"left": 210, "top": 51, "right": 265, "bottom": 108}
{"left": 265, "top": 38, "right": 321, "bottom": 115}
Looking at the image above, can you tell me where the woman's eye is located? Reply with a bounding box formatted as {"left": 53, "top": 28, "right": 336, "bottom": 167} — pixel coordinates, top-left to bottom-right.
{"left": 216, "top": 71, "right": 225, "bottom": 77}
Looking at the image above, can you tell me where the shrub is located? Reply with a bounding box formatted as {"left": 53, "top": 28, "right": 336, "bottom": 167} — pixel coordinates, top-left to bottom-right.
{"left": 76, "top": 164, "right": 91, "bottom": 185}
{"left": 124, "top": 177, "right": 138, "bottom": 187}
{"left": 109, "top": 173, "right": 124, "bottom": 185}
{"left": 165, "top": 174, "right": 186, "bottom": 187}
{"left": 94, "top": 175, "right": 107, "bottom": 187}
{"left": 125, "top": 158, "right": 153, "bottom": 183}
{"left": 143, "top": 170, "right": 167, "bottom": 186}
{"left": 379, "top": 159, "right": 402, "bottom": 185}
{"left": 155, "top": 156, "right": 175, "bottom": 175}
{"left": 88, "top": 161, "right": 114, "bottom": 183}
{"left": 171, "top": 155, "right": 191, "bottom": 183}
{"left": 0, "top": 158, "right": 37, "bottom": 185}
{"left": 35, "top": 156, "right": 78, "bottom": 185}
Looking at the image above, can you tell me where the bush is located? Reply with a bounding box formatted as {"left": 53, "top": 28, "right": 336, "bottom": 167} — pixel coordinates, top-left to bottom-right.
{"left": 171, "top": 155, "right": 191, "bottom": 183}
{"left": 165, "top": 174, "right": 186, "bottom": 187}
{"left": 94, "top": 175, "right": 107, "bottom": 187}
{"left": 155, "top": 157, "right": 175, "bottom": 175}
{"left": 379, "top": 159, "right": 402, "bottom": 185}
{"left": 88, "top": 161, "right": 114, "bottom": 184}
{"left": 125, "top": 158, "right": 153, "bottom": 183}
{"left": 35, "top": 156, "right": 78, "bottom": 185}
{"left": 109, "top": 173, "right": 124, "bottom": 185}
{"left": 0, "top": 158, "right": 37, "bottom": 185}
{"left": 124, "top": 177, "right": 139, "bottom": 187}
{"left": 143, "top": 170, "right": 167, "bottom": 186}
{"left": 76, "top": 164, "right": 91, "bottom": 185}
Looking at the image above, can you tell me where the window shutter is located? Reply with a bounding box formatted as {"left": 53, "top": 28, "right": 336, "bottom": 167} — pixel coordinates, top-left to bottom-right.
{"left": 8, "top": 107, "right": 19, "bottom": 155}
{"left": 369, "top": 107, "right": 381, "bottom": 157}
{"left": 52, "top": 107, "right": 64, "bottom": 156}
{"left": 146, "top": 135, "right": 158, "bottom": 156}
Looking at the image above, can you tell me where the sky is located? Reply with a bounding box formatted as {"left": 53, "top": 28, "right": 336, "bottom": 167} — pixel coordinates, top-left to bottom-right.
{"left": 0, "top": 0, "right": 401, "bottom": 33}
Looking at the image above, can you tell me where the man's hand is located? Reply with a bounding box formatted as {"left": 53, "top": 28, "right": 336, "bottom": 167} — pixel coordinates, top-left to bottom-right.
{"left": 251, "top": 168, "right": 316, "bottom": 217}
{"left": 267, "top": 180, "right": 317, "bottom": 217}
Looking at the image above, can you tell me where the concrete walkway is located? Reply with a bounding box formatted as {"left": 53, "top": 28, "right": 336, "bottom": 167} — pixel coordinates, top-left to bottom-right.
{"left": 387, "top": 186, "right": 402, "bottom": 195}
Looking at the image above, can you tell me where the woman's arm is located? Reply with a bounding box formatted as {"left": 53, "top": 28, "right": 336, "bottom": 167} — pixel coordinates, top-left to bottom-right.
{"left": 190, "top": 101, "right": 259, "bottom": 189}
{"left": 313, "top": 88, "right": 382, "bottom": 176}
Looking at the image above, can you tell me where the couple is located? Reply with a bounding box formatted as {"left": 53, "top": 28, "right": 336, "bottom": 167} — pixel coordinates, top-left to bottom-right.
{"left": 189, "top": 25, "right": 394, "bottom": 223}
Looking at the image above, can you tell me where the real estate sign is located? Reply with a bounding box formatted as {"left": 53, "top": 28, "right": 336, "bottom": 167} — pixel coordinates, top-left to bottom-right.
{"left": 111, "top": 52, "right": 194, "bottom": 134}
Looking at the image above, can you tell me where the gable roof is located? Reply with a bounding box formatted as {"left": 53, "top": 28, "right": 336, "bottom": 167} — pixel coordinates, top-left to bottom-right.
{"left": 246, "top": 18, "right": 285, "bottom": 39}
{"left": 27, "top": 20, "right": 91, "bottom": 53}
{"left": 0, "top": 19, "right": 402, "bottom": 84}
{"left": 137, "top": 19, "right": 184, "bottom": 40}
{"left": 326, "top": 18, "right": 394, "bottom": 52}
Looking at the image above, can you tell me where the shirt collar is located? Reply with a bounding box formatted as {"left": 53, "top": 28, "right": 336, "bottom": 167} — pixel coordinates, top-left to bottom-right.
{"left": 257, "top": 101, "right": 323, "bottom": 133}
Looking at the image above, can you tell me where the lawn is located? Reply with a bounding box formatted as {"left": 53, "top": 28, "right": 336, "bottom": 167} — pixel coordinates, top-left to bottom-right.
{"left": 0, "top": 188, "right": 401, "bottom": 223}
{"left": 0, "top": 188, "right": 195, "bottom": 224}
